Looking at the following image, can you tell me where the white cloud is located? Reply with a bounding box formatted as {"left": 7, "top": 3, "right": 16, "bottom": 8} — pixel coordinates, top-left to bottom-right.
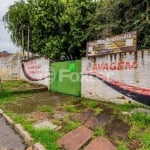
{"left": 0, "top": 0, "right": 19, "bottom": 53}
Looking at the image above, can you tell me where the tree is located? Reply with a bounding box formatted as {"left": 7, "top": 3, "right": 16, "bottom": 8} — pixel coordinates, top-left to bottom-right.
{"left": 27, "top": 0, "right": 64, "bottom": 59}
{"left": 89, "top": 0, "right": 150, "bottom": 49}
{"left": 3, "top": 0, "right": 29, "bottom": 51}
{"left": 122, "top": 0, "right": 150, "bottom": 49}
{"left": 59, "top": 0, "right": 97, "bottom": 60}
{"left": 3, "top": 0, "right": 96, "bottom": 60}
{"left": 4, "top": 0, "right": 149, "bottom": 60}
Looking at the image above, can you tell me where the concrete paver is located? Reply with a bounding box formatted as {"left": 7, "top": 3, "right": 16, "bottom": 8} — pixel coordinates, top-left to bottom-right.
{"left": 96, "top": 113, "right": 111, "bottom": 126}
{"left": 0, "top": 115, "right": 26, "bottom": 149}
{"left": 84, "top": 116, "right": 100, "bottom": 129}
{"left": 33, "top": 120, "right": 58, "bottom": 130}
{"left": 72, "top": 110, "right": 93, "bottom": 123}
{"left": 106, "top": 119, "right": 130, "bottom": 140}
{"left": 84, "top": 112, "right": 112, "bottom": 130}
{"left": 84, "top": 137, "right": 117, "bottom": 150}
{"left": 57, "top": 125, "right": 93, "bottom": 150}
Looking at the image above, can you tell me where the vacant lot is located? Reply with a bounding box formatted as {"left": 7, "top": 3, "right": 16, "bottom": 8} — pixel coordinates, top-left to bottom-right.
{"left": 0, "top": 80, "right": 150, "bottom": 150}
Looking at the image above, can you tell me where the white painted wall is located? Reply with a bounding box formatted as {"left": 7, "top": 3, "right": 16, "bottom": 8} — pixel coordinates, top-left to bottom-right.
{"left": 20, "top": 57, "right": 50, "bottom": 87}
{"left": 82, "top": 50, "right": 150, "bottom": 104}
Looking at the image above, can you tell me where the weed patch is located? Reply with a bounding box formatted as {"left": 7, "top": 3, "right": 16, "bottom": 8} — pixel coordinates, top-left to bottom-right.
{"left": 81, "top": 100, "right": 99, "bottom": 109}
{"left": 8, "top": 113, "right": 61, "bottom": 150}
{"left": 64, "top": 104, "right": 81, "bottom": 113}
{"left": 38, "top": 105, "right": 54, "bottom": 115}
{"left": 116, "top": 141, "right": 128, "bottom": 150}
{"left": 1, "top": 80, "right": 150, "bottom": 150}
{"left": 62, "top": 120, "right": 81, "bottom": 133}
{"left": 94, "top": 127, "right": 105, "bottom": 137}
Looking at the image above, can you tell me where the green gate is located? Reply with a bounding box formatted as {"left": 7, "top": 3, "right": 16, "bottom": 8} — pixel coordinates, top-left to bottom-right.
{"left": 50, "top": 60, "right": 81, "bottom": 96}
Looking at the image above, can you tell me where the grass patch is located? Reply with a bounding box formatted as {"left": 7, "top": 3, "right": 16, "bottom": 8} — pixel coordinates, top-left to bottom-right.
{"left": 64, "top": 104, "right": 81, "bottom": 113}
{"left": 0, "top": 91, "right": 29, "bottom": 106}
{"left": 117, "top": 141, "right": 128, "bottom": 150}
{"left": 0, "top": 90, "right": 11, "bottom": 99}
{"left": 93, "top": 108, "right": 103, "bottom": 115}
{"left": 8, "top": 113, "right": 61, "bottom": 150}
{"left": 110, "top": 103, "right": 139, "bottom": 112}
{"left": 2, "top": 80, "right": 25, "bottom": 90}
{"left": 126, "top": 112, "right": 150, "bottom": 149}
{"left": 128, "top": 127, "right": 150, "bottom": 149}
{"left": 128, "top": 112, "right": 150, "bottom": 128}
{"left": 0, "top": 94, "right": 31, "bottom": 109}
{"left": 94, "top": 127, "right": 105, "bottom": 137}
{"left": 38, "top": 105, "right": 54, "bottom": 114}
{"left": 1, "top": 80, "right": 150, "bottom": 150}
{"left": 133, "top": 112, "right": 150, "bottom": 127}
{"left": 67, "top": 98, "right": 77, "bottom": 104}
{"left": 62, "top": 120, "right": 81, "bottom": 133}
{"left": 0, "top": 81, "right": 31, "bottom": 105}
{"left": 30, "top": 128, "right": 61, "bottom": 150}
{"left": 128, "top": 126, "right": 142, "bottom": 139}
{"left": 139, "top": 131, "right": 150, "bottom": 149}
{"left": 81, "top": 100, "right": 99, "bottom": 109}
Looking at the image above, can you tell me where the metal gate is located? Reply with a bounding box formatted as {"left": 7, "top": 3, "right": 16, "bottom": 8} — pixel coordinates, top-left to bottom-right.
{"left": 50, "top": 60, "right": 81, "bottom": 96}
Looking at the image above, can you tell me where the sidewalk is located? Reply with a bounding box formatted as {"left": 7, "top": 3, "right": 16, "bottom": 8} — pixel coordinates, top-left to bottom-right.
{"left": 0, "top": 115, "right": 26, "bottom": 150}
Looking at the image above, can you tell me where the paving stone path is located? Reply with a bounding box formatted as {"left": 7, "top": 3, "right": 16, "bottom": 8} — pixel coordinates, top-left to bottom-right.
{"left": 57, "top": 125, "right": 117, "bottom": 150}
{"left": 57, "top": 126, "right": 92, "bottom": 150}
{"left": 0, "top": 115, "right": 26, "bottom": 150}
{"left": 57, "top": 109, "right": 130, "bottom": 150}
{"left": 84, "top": 137, "right": 116, "bottom": 150}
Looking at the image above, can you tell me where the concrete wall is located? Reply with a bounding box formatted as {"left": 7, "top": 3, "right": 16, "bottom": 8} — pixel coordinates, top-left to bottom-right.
{"left": 82, "top": 50, "right": 150, "bottom": 105}
{"left": 7, "top": 54, "right": 21, "bottom": 79}
{"left": 20, "top": 57, "right": 50, "bottom": 87}
{"left": 0, "top": 57, "right": 11, "bottom": 80}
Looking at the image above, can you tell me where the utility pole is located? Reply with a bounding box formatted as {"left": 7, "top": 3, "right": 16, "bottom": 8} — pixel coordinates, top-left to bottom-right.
{"left": 27, "top": 25, "right": 30, "bottom": 60}
{"left": 22, "top": 26, "right": 24, "bottom": 60}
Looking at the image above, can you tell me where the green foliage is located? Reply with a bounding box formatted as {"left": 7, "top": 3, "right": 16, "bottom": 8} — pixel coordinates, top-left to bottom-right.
{"left": 62, "top": 120, "right": 81, "bottom": 133}
{"left": 130, "top": 112, "right": 150, "bottom": 128}
{"left": 127, "top": 112, "right": 150, "bottom": 149}
{"left": 81, "top": 100, "right": 99, "bottom": 109}
{"left": 38, "top": 105, "right": 54, "bottom": 114}
{"left": 29, "top": 129, "right": 61, "bottom": 150}
{"left": 112, "top": 103, "right": 139, "bottom": 112}
{"left": 0, "top": 81, "right": 31, "bottom": 105}
{"left": 94, "top": 127, "right": 105, "bottom": 137}
{"left": 1, "top": 80, "right": 150, "bottom": 149}
{"left": 3, "top": 0, "right": 150, "bottom": 60}
{"left": 91, "top": 0, "right": 150, "bottom": 49}
{"left": 94, "top": 108, "right": 103, "bottom": 115}
{"left": 3, "top": 0, "right": 96, "bottom": 60}
{"left": 128, "top": 127, "right": 150, "bottom": 149}
{"left": 117, "top": 141, "right": 128, "bottom": 150}
{"left": 3, "top": 0, "right": 29, "bottom": 49}
{"left": 0, "top": 89, "right": 27, "bottom": 106}
{"left": 64, "top": 104, "right": 81, "bottom": 113}
{"left": 140, "top": 132, "right": 150, "bottom": 149}
{"left": 11, "top": 114, "right": 61, "bottom": 150}
{"left": 2, "top": 80, "right": 25, "bottom": 90}
{"left": 0, "top": 90, "right": 11, "bottom": 99}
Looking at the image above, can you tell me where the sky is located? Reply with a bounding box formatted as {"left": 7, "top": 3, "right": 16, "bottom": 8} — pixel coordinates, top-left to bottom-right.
{"left": 0, "top": 0, "right": 19, "bottom": 53}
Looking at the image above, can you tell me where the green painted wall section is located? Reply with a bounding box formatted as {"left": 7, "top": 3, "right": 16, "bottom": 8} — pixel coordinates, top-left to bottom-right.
{"left": 50, "top": 60, "right": 81, "bottom": 96}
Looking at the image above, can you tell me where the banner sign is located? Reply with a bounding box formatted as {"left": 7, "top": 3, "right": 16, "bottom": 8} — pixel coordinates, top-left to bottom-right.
{"left": 86, "top": 31, "right": 137, "bottom": 56}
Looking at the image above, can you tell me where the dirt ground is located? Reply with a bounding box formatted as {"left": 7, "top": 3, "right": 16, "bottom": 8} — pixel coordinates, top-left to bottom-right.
{"left": 1, "top": 81, "right": 148, "bottom": 150}
{"left": 3, "top": 90, "right": 131, "bottom": 147}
